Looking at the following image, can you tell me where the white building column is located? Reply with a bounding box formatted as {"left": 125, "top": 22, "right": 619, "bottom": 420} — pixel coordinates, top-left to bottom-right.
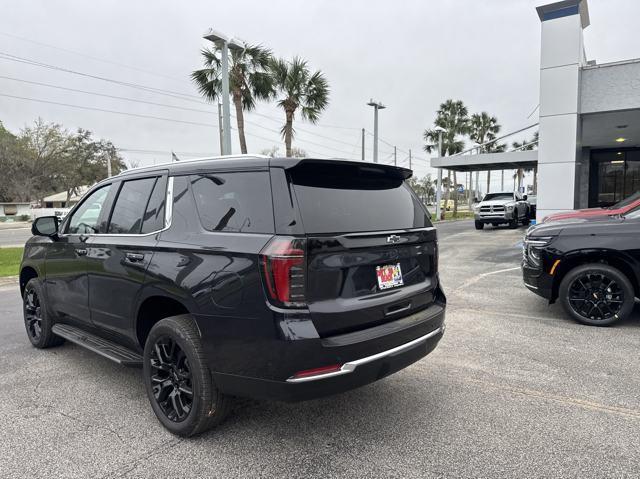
{"left": 535, "top": 0, "right": 590, "bottom": 221}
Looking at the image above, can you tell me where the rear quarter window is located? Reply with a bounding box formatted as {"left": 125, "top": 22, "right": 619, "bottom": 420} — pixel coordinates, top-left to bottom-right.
{"left": 288, "top": 162, "right": 431, "bottom": 234}
{"left": 190, "top": 171, "right": 274, "bottom": 234}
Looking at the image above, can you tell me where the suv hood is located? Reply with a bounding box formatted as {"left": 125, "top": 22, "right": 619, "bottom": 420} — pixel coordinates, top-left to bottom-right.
{"left": 478, "top": 199, "right": 515, "bottom": 207}
{"left": 543, "top": 206, "right": 608, "bottom": 223}
{"left": 528, "top": 214, "right": 625, "bottom": 238}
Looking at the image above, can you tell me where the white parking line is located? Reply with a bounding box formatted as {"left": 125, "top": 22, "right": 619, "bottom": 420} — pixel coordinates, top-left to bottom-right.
{"left": 453, "top": 266, "right": 521, "bottom": 292}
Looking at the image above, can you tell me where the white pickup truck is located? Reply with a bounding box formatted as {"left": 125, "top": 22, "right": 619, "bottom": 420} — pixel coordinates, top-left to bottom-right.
{"left": 473, "top": 191, "right": 529, "bottom": 230}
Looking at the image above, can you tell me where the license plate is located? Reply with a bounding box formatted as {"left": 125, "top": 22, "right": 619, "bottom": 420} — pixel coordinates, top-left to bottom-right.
{"left": 376, "top": 263, "right": 404, "bottom": 290}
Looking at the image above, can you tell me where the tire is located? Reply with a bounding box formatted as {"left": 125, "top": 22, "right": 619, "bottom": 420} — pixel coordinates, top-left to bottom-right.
{"left": 509, "top": 215, "right": 519, "bottom": 229}
{"left": 23, "top": 278, "right": 64, "bottom": 348}
{"left": 143, "top": 314, "right": 231, "bottom": 437}
{"left": 474, "top": 220, "right": 484, "bottom": 230}
{"left": 559, "top": 263, "right": 635, "bottom": 326}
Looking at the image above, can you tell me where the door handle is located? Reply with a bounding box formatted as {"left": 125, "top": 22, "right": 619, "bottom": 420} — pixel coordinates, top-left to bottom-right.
{"left": 125, "top": 252, "right": 145, "bottom": 262}
{"left": 75, "top": 248, "right": 88, "bottom": 256}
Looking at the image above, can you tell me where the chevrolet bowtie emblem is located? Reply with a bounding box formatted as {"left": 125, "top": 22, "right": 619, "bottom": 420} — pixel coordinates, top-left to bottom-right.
{"left": 386, "top": 234, "right": 401, "bottom": 244}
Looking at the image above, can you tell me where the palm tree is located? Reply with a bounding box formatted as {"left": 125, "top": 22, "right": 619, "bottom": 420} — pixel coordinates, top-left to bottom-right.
{"left": 469, "top": 112, "right": 503, "bottom": 196}
{"left": 270, "top": 56, "right": 329, "bottom": 157}
{"left": 424, "top": 99, "right": 469, "bottom": 218}
{"left": 191, "top": 43, "right": 273, "bottom": 154}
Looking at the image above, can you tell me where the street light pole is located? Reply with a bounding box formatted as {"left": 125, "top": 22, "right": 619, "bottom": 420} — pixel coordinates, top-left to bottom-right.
{"left": 367, "top": 99, "right": 386, "bottom": 163}
{"left": 434, "top": 127, "right": 446, "bottom": 221}
{"left": 203, "top": 29, "right": 244, "bottom": 156}
{"left": 220, "top": 40, "right": 231, "bottom": 155}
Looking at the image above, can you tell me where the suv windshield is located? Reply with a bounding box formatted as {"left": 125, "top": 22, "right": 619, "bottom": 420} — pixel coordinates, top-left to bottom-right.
{"left": 482, "top": 193, "right": 513, "bottom": 201}
{"left": 289, "top": 162, "right": 431, "bottom": 234}
{"left": 610, "top": 190, "right": 640, "bottom": 209}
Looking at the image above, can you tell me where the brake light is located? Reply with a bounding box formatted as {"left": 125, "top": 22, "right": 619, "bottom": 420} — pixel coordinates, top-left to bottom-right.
{"left": 260, "top": 236, "right": 307, "bottom": 307}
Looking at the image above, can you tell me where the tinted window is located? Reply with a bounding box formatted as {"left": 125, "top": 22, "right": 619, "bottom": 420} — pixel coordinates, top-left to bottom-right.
{"left": 190, "top": 172, "right": 274, "bottom": 233}
{"left": 483, "top": 193, "right": 514, "bottom": 201}
{"left": 108, "top": 178, "right": 157, "bottom": 234}
{"left": 289, "top": 162, "right": 431, "bottom": 234}
{"left": 141, "top": 176, "right": 167, "bottom": 233}
{"left": 67, "top": 184, "right": 112, "bottom": 234}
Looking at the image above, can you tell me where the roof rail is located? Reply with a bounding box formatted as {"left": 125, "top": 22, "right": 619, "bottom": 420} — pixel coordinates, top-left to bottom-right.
{"left": 118, "top": 153, "right": 271, "bottom": 176}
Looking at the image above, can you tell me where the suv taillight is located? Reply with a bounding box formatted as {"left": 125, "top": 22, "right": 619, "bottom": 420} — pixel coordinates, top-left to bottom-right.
{"left": 260, "top": 236, "right": 307, "bottom": 308}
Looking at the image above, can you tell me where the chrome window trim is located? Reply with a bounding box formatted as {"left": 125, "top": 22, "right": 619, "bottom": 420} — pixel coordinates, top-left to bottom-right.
{"left": 60, "top": 176, "right": 174, "bottom": 239}
{"left": 286, "top": 324, "right": 445, "bottom": 383}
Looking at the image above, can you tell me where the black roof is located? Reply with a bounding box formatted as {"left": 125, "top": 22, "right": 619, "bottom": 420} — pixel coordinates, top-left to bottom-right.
{"left": 117, "top": 155, "right": 412, "bottom": 179}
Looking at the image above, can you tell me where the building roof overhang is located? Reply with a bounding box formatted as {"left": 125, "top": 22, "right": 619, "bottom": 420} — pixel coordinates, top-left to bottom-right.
{"left": 430, "top": 150, "right": 538, "bottom": 173}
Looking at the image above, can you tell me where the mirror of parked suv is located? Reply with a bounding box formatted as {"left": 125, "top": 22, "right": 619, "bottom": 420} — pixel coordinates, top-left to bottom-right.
{"left": 31, "top": 216, "right": 59, "bottom": 237}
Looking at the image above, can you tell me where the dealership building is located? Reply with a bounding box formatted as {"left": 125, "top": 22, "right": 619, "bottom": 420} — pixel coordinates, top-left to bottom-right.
{"left": 431, "top": 0, "right": 640, "bottom": 221}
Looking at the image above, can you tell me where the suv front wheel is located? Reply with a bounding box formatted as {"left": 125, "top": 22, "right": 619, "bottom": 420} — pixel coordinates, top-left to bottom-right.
{"left": 143, "top": 315, "right": 231, "bottom": 436}
{"left": 559, "top": 263, "right": 635, "bottom": 326}
{"left": 23, "top": 278, "right": 64, "bottom": 349}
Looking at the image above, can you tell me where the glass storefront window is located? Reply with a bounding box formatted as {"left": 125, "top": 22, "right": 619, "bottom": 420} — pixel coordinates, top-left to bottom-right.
{"left": 590, "top": 149, "right": 640, "bottom": 207}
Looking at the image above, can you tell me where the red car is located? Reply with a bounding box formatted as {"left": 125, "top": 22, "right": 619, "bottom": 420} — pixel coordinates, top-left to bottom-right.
{"left": 543, "top": 191, "right": 640, "bottom": 223}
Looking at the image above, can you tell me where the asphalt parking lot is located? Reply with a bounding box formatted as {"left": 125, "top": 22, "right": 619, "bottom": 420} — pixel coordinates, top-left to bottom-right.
{"left": 2, "top": 220, "right": 640, "bottom": 478}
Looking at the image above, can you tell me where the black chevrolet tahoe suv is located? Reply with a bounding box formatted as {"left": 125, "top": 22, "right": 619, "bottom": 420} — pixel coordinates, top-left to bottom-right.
{"left": 20, "top": 156, "right": 446, "bottom": 436}
{"left": 522, "top": 210, "right": 640, "bottom": 326}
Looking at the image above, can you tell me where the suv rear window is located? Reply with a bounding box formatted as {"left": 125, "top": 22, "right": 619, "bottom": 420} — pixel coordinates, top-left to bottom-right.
{"left": 289, "top": 162, "right": 431, "bottom": 234}
{"left": 190, "top": 172, "right": 274, "bottom": 233}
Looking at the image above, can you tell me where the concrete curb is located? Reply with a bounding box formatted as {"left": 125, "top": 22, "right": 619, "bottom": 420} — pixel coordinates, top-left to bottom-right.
{"left": 434, "top": 218, "right": 474, "bottom": 224}
{"left": 0, "top": 276, "right": 19, "bottom": 287}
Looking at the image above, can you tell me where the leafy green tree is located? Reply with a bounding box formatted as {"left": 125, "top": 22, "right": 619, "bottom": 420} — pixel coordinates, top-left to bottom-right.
{"left": 0, "top": 119, "right": 125, "bottom": 203}
{"left": 192, "top": 44, "right": 273, "bottom": 154}
{"left": 57, "top": 129, "right": 125, "bottom": 201}
{"left": 270, "top": 56, "right": 329, "bottom": 157}
{"left": 423, "top": 100, "right": 469, "bottom": 218}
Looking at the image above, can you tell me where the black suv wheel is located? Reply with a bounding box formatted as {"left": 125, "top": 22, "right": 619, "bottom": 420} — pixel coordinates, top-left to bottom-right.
{"left": 474, "top": 220, "right": 484, "bottom": 230}
{"left": 143, "top": 315, "right": 231, "bottom": 436}
{"left": 23, "top": 278, "right": 64, "bottom": 348}
{"left": 559, "top": 263, "right": 635, "bottom": 326}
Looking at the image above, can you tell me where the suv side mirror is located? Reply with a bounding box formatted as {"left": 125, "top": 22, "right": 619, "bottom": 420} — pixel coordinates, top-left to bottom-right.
{"left": 32, "top": 216, "right": 59, "bottom": 238}
{"left": 523, "top": 194, "right": 528, "bottom": 201}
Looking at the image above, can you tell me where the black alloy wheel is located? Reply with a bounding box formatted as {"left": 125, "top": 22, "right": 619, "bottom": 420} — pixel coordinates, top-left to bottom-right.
{"left": 24, "top": 287, "right": 42, "bottom": 342}
{"left": 149, "top": 336, "right": 194, "bottom": 422}
{"left": 559, "top": 264, "right": 635, "bottom": 326}
{"left": 22, "top": 279, "right": 64, "bottom": 348}
{"left": 567, "top": 272, "right": 624, "bottom": 321}
{"left": 143, "top": 315, "right": 230, "bottom": 436}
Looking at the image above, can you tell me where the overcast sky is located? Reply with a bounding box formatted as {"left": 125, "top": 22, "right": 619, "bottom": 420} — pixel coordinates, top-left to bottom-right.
{"left": 2, "top": 0, "right": 640, "bottom": 187}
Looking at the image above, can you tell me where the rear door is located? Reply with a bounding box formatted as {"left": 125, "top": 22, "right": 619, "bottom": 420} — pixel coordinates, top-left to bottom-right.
{"left": 283, "top": 160, "right": 438, "bottom": 337}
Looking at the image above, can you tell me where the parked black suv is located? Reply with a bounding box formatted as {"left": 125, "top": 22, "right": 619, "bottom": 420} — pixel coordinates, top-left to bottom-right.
{"left": 522, "top": 210, "right": 640, "bottom": 326}
{"left": 20, "top": 156, "right": 446, "bottom": 436}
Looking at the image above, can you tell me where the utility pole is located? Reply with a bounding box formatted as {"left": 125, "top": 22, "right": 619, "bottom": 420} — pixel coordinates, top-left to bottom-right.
{"left": 219, "top": 40, "right": 232, "bottom": 155}
{"left": 434, "top": 127, "right": 446, "bottom": 221}
{"left": 361, "top": 128, "right": 365, "bottom": 161}
{"left": 107, "top": 156, "right": 112, "bottom": 178}
{"left": 394, "top": 146, "right": 397, "bottom": 166}
{"left": 501, "top": 170, "right": 504, "bottom": 191}
{"left": 366, "top": 99, "right": 386, "bottom": 163}
{"left": 217, "top": 102, "right": 224, "bottom": 155}
{"left": 409, "top": 149, "right": 412, "bottom": 170}
{"left": 203, "top": 29, "right": 243, "bottom": 156}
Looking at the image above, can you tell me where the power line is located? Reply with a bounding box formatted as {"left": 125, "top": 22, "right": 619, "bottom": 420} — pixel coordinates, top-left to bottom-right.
{"left": 0, "top": 51, "right": 203, "bottom": 103}
{"left": 0, "top": 93, "right": 219, "bottom": 128}
{"left": 0, "top": 30, "right": 186, "bottom": 83}
{"left": 0, "top": 75, "right": 215, "bottom": 115}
